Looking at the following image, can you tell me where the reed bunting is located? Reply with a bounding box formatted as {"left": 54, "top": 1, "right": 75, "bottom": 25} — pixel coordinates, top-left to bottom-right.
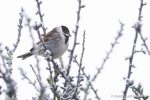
{"left": 17, "top": 25, "right": 71, "bottom": 59}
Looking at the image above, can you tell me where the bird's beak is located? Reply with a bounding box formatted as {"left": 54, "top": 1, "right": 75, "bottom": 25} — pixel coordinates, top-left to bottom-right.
{"left": 69, "top": 33, "right": 71, "bottom": 37}
{"left": 64, "top": 33, "right": 71, "bottom": 37}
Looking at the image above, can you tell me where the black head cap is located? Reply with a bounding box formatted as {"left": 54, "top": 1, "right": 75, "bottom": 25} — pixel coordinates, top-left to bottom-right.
{"left": 61, "top": 25, "right": 70, "bottom": 43}
{"left": 61, "top": 26, "right": 70, "bottom": 35}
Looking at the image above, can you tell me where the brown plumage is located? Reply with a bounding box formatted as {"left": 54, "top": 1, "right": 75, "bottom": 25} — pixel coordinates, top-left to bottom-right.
{"left": 17, "top": 26, "right": 70, "bottom": 60}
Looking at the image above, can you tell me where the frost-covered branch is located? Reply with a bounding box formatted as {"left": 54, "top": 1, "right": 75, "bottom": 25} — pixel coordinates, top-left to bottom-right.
{"left": 13, "top": 8, "right": 24, "bottom": 52}
{"left": 67, "top": 0, "right": 85, "bottom": 77}
{"left": 123, "top": 0, "right": 147, "bottom": 100}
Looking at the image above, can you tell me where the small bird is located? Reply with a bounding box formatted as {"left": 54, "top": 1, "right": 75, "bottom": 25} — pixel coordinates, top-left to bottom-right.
{"left": 17, "top": 25, "right": 71, "bottom": 60}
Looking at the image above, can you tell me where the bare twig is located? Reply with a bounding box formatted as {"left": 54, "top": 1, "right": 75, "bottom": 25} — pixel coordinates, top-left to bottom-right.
{"left": 23, "top": 15, "right": 48, "bottom": 99}
{"left": 73, "top": 31, "right": 85, "bottom": 98}
{"left": 92, "top": 21, "right": 124, "bottom": 82}
{"left": 13, "top": 8, "right": 24, "bottom": 52}
{"left": 18, "top": 68, "right": 39, "bottom": 91}
{"left": 0, "top": 8, "right": 24, "bottom": 100}
{"left": 72, "top": 32, "right": 101, "bottom": 100}
{"left": 34, "top": 1, "right": 63, "bottom": 99}
{"left": 139, "top": 33, "right": 150, "bottom": 55}
{"left": 30, "top": 64, "right": 42, "bottom": 88}
{"left": 123, "top": 0, "right": 146, "bottom": 100}
{"left": 137, "top": 0, "right": 149, "bottom": 55}
{"left": 132, "top": 83, "right": 149, "bottom": 100}
{"left": 35, "top": 0, "right": 47, "bottom": 35}
{"left": 0, "top": 46, "right": 17, "bottom": 100}
{"left": 74, "top": 58, "right": 101, "bottom": 100}
{"left": 81, "top": 21, "right": 124, "bottom": 100}
{"left": 82, "top": 68, "right": 101, "bottom": 100}
{"left": 67, "top": 0, "right": 85, "bottom": 77}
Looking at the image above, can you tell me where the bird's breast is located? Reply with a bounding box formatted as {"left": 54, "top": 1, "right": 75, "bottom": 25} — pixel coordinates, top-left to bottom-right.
{"left": 51, "top": 41, "right": 68, "bottom": 59}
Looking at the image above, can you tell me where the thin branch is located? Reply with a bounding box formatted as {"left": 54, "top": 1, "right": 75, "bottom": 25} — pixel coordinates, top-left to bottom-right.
{"left": 0, "top": 46, "right": 17, "bottom": 100}
{"left": 92, "top": 21, "right": 124, "bottom": 82}
{"left": 72, "top": 31, "right": 101, "bottom": 99}
{"left": 74, "top": 58, "right": 101, "bottom": 100}
{"left": 30, "top": 64, "right": 41, "bottom": 87}
{"left": 35, "top": 0, "right": 47, "bottom": 35}
{"left": 81, "top": 21, "right": 124, "bottom": 100}
{"left": 82, "top": 68, "right": 101, "bottom": 100}
{"left": 123, "top": 0, "right": 146, "bottom": 100}
{"left": 24, "top": 15, "right": 48, "bottom": 99}
{"left": 13, "top": 8, "right": 24, "bottom": 52}
{"left": 33, "top": 23, "right": 47, "bottom": 50}
{"left": 66, "top": 0, "right": 85, "bottom": 77}
{"left": 50, "top": 59, "right": 74, "bottom": 87}
{"left": 34, "top": 0, "right": 61, "bottom": 98}
{"left": 74, "top": 31, "right": 86, "bottom": 98}
{"left": 139, "top": 32, "right": 150, "bottom": 55}
{"left": 18, "top": 68, "right": 39, "bottom": 92}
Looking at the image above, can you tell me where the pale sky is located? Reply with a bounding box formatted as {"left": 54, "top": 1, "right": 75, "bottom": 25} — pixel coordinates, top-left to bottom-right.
{"left": 0, "top": 0, "right": 150, "bottom": 100}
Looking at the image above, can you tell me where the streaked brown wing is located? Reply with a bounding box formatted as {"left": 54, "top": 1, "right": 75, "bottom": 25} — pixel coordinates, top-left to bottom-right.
{"left": 37, "top": 29, "right": 56, "bottom": 44}
{"left": 30, "top": 28, "right": 57, "bottom": 52}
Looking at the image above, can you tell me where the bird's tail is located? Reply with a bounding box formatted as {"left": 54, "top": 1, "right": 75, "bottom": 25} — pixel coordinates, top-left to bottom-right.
{"left": 17, "top": 52, "right": 33, "bottom": 60}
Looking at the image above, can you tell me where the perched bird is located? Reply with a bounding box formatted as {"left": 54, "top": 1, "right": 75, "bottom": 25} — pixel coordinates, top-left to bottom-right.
{"left": 17, "top": 25, "right": 71, "bottom": 60}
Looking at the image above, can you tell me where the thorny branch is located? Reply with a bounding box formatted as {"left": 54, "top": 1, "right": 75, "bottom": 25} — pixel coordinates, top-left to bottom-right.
{"left": 132, "top": 83, "right": 149, "bottom": 100}
{"left": 92, "top": 21, "right": 124, "bottom": 81}
{"left": 34, "top": 1, "right": 63, "bottom": 98}
{"left": 0, "top": 8, "right": 25, "bottom": 100}
{"left": 82, "top": 68, "right": 101, "bottom": 100}
{"left": 0, "top": 46, "right": 17, "bottom": 100}
{"left": 13, "top": 8, "right": 24, "bottom": 52}
{"left": 67, "top": 0, "right": 85, "bottom": 77}
{"left": 34, "top": 1, "right": 55, "bottom": 91}
{"left": 20, "top": 15, "right": 48, "bottom": 99}
{"left": 139, "top": 32, "right": 150, "bottom": 55}
{"left": 137, "top": 0, "right": 150, "bottom": 55}
{"left": 73, "top": 59, "right": 101, "bottom": 100}
{"left": 34, "top": 25, "right": 59, "bottom": 99}
{"left": 35, "top": 0, "right": 47, "bottom": 35}
{"left": 30, "top": 64, "right": 43, "bottom": 91}
{"left": 74, "top": 31, "right": 85, "bottom": 97}
{"left": 123, "top": 0, "right": 146, "bottom": 100}
{"left": 73, "top": 31, "right": 101, "bottom": 100}
{"left": 18, "top": 68, "right": 39, "bottom": 91}
{"left": 82, "top": 21, "right": 124, "bottom": 100}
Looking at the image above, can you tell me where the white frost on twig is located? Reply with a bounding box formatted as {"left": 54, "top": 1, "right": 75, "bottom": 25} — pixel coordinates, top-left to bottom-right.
{"left": 44, "top": 50, "right": 52, "bottom": 60}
